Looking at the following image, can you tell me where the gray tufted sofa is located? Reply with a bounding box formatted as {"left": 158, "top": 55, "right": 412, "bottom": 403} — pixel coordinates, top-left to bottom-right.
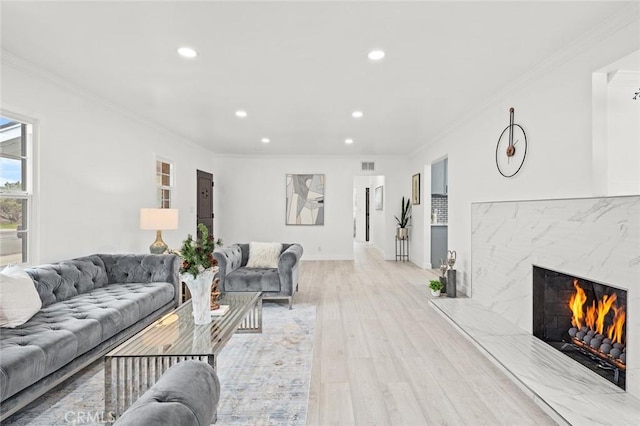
{"left": 114, "top": 360, "right": 220, "bottom": 426}
{"left": 213, "top": 243, "right": 303, "bottom": 309}
{"left": 0, "top": 253, "right": 180, "bottom": 421}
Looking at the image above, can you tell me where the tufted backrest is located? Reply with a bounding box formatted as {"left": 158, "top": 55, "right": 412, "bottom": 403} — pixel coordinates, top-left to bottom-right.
{"left": 99, "top": 254, "right": 178, "bottom": 285}
{"left": 25, "top": 255, "right": 108, "bottom": 307}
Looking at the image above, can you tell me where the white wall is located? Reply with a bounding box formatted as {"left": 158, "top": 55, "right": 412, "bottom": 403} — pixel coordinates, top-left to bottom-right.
{"left": 406, "top": 13, "right": 640, "bottom": 296}
{"left": 607, "top": 76, "right": 640, "bottom": 195}
{"left": 1, "top": 59, "right": 216, "bottom": 263}
{"left": 212, "top": 157, "right": 402, "bottom": 260}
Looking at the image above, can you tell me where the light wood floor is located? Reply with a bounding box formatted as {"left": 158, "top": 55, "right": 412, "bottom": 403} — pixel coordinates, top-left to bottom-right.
{"left": 297, "top": 243, "right": 556, "bottom": 426}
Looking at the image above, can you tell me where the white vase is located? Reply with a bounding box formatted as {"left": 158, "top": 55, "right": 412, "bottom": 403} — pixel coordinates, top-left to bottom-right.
{"left": 181, "top": 268, "right": 216, "bottom": 325}
{"left": 430, "top": 289, "right": 441, "bottom": 297}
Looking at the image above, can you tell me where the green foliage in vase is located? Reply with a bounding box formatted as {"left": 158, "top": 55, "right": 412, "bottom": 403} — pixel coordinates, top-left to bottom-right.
{"left": 429, "top": 279, "right": 444, "bottom": 291}
{"left": 178, "top": 223, "right": 217, "bottom": 278}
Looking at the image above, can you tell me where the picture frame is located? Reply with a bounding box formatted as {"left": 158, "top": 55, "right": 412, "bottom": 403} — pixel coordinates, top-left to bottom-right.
{"left": 375, "top": 185, "right": 383, "bottom": 210}
{"left": 412, "top": 173, "right": 420, "bottom": 205}
{"left": 285, "top": 174, "right": 325, "bottom": 225}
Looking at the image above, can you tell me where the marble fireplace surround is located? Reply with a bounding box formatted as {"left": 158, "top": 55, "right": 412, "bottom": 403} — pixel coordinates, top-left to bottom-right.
{"left": 470, "top": 195, "right": 639, "bottom": 397}
{"left": 430, "top": 195, "right": 640, "bottom": 424}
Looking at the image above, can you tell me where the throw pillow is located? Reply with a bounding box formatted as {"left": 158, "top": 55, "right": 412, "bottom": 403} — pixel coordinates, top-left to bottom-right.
{"left": 0, "top": 265, "right": 42, "bottom": 328}
{"left": 246, "top": 242, "right": 282, "bottom": 268}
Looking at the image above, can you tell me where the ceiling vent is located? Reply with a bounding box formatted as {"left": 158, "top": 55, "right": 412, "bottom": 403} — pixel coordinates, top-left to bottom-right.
{"left": 361, "top": 161, "right": 375, "bottom": 171}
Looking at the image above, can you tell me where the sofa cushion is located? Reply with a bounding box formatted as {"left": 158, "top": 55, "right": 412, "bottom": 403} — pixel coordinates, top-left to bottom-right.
{"left": 0, "top": 281, "right": 174, "bottom": 401}
{"left": 225, "top": 267, "right": 280, "bottom": 292}
{"left": 25, "top": 256, "right": 108, "bottom": 307}
{"left": 246, "top": 242, "right": 282, "bottom": 268}
{"left": 0, "top": 266, "right": 42, "bottom": 328}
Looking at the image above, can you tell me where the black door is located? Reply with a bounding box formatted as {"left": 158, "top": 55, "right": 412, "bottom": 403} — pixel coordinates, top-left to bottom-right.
{"left": 197, "top": 170, "right": 214, "bottom": 238}
{"left": 365, "top": 188, "right": 370, "bottom": 242}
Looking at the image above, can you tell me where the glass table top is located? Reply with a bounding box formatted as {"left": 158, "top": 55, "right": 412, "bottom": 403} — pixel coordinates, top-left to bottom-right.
{"left": 106, "top": 292, "right": 261, "bottom": 358}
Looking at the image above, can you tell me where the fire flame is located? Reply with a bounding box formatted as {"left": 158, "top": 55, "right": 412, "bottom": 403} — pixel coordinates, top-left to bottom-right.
{"left": 596, "top": 293, "right": 616, "bottom": 335}
{"left": 569, "top": 280, "right": 626, "bottom": 344}
{"left": 568, "top": 279, "right": 587, "bottom": 328}
{"left": 607, "top": 304, "right": 626, "bottom": 344}
{"left": 585, "top": 301, "right": 596, "bottom": 330}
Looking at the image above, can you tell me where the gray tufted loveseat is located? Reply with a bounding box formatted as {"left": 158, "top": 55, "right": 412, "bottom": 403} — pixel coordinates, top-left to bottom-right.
{"left": 213, "top": 243, "right": 303, "bottom": 309}
{"left": 0, "top": 253, "right": 180, "bottom": 421}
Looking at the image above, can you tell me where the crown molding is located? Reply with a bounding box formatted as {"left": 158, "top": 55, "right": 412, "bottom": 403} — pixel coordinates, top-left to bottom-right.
{"left": 0, "top": 49, "right": 213, "bottom": 154}
{"left": 410, "top": 2, "right": 640, "bottom": 158}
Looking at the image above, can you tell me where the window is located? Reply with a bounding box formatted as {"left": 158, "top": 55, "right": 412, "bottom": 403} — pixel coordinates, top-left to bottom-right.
{"left": 0, "top": 115, "right": 33, "bottom": 266}
{"left": 156, "top": 159, "right": 173, "bottom": 208}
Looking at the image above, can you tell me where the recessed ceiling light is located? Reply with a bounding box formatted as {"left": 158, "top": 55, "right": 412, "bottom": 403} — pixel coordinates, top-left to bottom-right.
{"left": 368, "top": 50, "right": 385, "bottom": 61}
{"left": 261, "top": 138, "right": 270, "bottom": 143}
{"left": 352, "top": 111, "right": 363, "bottom": 119}
{"left": 235, "top": 110, "right": 248, "bottom": 118}
{"left": 177, "top": 47, "right": 198, "bottom": 58}
{"left": 345, "top": 138, "right": 354, "bottom": 144}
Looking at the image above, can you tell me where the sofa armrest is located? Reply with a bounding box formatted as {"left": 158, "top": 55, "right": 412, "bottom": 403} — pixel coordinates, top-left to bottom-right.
{"left": 213, "top": 244, "right": 243, "bottom": 292}
{"left": 99, "top": 254, "right": 181, "bottom": 306}
{"left": 278, "top": 244, "right": 303, "bottom": 295}
{"left": 113, "top": 360, "right": 220, "bottom": 426}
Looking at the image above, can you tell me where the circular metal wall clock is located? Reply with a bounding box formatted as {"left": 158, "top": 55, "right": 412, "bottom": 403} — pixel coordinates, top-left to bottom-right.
{"left": 495, "top": 107, "right": 527, "bottom": 177}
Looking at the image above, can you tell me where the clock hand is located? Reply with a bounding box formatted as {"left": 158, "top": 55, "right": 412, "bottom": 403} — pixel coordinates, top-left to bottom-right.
{"left": 509, "top": 108, "right": 514, "bottom": 147}
{"left": 513, "top": 138, "right": 519, "bottom": 146}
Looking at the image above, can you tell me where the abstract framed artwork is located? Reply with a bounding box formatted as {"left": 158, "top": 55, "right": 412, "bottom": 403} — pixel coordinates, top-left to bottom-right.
{"left": 412, "top": 173, "right": 420, "bottom": 205}
{"left": 375, "top": 186, "right": 383, "bottom": 210}
{"left": 286, "top": 174, "right": 325, "bottom": 225}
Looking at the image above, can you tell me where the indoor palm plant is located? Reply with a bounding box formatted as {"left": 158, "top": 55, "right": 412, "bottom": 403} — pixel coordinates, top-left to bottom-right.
{"left": 178, "top": 223, "right": 218, "bottom": 325}
{"left": 394, "top": 196, "right": 412, "bottom": 240}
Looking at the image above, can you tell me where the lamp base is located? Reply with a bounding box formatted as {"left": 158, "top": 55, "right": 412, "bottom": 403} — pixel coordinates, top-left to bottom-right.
{"left": 149, "top": 230, "right": 168, "bottom": 254}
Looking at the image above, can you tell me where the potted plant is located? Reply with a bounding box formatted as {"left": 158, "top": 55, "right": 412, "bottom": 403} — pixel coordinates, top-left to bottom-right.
{"left": 429, "top": 279, "right": 444, "bottom": 297}
{"left": 394, "top": 196, "right": 411, "bottom": 240}
{"left": 177, "top": 223, "right": 218, "bottom": 325}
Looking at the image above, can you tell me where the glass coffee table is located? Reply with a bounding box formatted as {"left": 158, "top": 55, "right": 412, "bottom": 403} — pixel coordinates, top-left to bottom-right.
{"left": 104, "top": 292, "right": 262, "bottom": 420}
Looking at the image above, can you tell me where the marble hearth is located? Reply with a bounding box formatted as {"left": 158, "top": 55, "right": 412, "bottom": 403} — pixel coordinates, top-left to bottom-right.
{"left": 430, "top": 297, "right": 640, "bottom": 425}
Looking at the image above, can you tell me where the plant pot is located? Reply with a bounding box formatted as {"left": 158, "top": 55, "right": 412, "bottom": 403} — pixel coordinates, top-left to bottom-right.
{"left": 180, "top": 268, "right": 216, "bottom": 325}
{"left": 430, "top": 289, "right": 441, "bottom": 297}
{"left": 397, "top": 227, "right": 408, "bottom": 240}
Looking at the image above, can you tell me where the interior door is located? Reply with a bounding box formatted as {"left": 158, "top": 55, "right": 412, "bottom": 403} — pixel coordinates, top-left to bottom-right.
{"left": 196, "top": 170, "right": 214, "bottom": 238}
{"left": 365, "top": 188, "right": 370, "bottom": 242}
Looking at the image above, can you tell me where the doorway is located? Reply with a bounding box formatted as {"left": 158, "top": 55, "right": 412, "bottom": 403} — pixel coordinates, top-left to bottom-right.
{"left": 429, "top": 157, "right": 448, "bottom": 270}
{"left": 365, "top": 188, "right": 370, "bottom": 242}
{"left": 353, "top": 175, "right": 385, "bottom": 254}
{"left": 196, "top": 170, "right": 214, "bottom": 238}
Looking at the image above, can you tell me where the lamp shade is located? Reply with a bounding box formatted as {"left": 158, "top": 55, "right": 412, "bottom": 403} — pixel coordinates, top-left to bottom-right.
{"left": 140, "top": 208, "right": 179, "bottom": 230}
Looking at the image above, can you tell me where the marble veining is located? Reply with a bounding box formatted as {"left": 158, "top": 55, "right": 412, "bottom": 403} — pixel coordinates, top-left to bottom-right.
{"left": 471, "top": 195, "right": 640, "bottom": 399}
{"left": 431, "top": 298, "right": 640, "bottom": 426}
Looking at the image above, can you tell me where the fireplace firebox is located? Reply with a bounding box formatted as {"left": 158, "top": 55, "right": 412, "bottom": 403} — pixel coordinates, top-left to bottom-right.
{"left": 532, "top": 266, "right": 627, "bottom": 389}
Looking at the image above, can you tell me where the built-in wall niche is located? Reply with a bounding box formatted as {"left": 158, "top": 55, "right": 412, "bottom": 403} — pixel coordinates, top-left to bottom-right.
{"left": 532, "top": 266, "right": 627, "bottom": 389}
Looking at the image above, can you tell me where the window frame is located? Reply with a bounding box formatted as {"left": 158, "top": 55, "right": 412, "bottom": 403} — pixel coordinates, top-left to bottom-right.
{"left": 0, "top": 111, "right": 36, "bottom": 266}
{"left": 156, "top": 157, "right": 174, "bottom": 209}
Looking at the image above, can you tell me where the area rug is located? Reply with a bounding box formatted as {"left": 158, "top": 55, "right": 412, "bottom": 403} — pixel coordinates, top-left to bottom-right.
{"left": 5, "top": 302, "right": 316, "bottom": 426}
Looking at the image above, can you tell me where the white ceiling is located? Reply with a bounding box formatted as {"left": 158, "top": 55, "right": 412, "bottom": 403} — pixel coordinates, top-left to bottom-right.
{"left": 0, "top": 1, "right": 631, "bottom": 156}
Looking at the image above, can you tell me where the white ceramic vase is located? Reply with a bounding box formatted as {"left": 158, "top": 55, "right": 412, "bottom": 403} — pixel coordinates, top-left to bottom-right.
{"left": 431, "top": 289, "right": 441, "bottom": 297}
{"left": 181, "top": 268, "right": 216, "bottom": 325}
